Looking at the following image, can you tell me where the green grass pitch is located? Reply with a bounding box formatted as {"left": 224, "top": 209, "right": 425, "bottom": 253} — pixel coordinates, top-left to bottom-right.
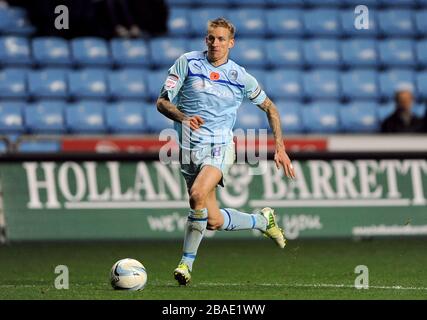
{"left": 0, "top": 238, "right": 426, "bottom": 300}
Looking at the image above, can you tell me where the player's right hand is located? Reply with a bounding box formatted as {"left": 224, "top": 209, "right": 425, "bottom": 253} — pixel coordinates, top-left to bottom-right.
{"left": 185, "top": 116, "right": 204, "bottom": 130}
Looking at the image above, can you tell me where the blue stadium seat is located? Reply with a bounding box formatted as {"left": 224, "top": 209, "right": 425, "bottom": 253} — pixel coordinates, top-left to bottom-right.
{"left": 24, "top": 101, "right": 66, "bottom": 134}
{"left": 110, "top": 39, "right": 150, "bottom": 67}
{"left": 340, "top": 102, "right": 380, "bottom": 133}
{"left": 144, "top": 104, "right": 174, "bottom": 133}
{"left": 341, "top": 70, "right": 379, "bottom": 100}
{"left": 188, "top": 38, "right": 206, "bottom": 52}
{"left": 342, "top": 0, "right": 378, "bottom": 5}
{"left": 196, "top": 0, "right": 230, "bottom": 5}
{"left": 168, "top": 8, "right": 190, "bottom": 36}
{"left": 231, "top": 0, "right": 267, "bottom": 5}
{"left": 106, "top": 102, "right": 146, "bottom": 133}
{"left": 66, "top": 101, "right": 106, "bottom": 133}
{"left": 230, "top": 8, "right": 266, "bottom": 37}
{"left": 379, "top": 39, "right": 415, "bottom": 67}
{"left": 416, "top": 40, "right": 427, "bottom": 67}
{"left": 415, "top": 10, "right": 427, "bottom": 35}
{"left": 413, "top": 104, "right": 427, "bottom": 118}
{"left": 247, "top": 69, "right": 267, "bottom": 88}
{"left": 266, "top": 39, "right": 303, "bottom": 68}
{"left": 165, "top": 0, "right": 193, "bottom": 5}
{"left": 266, "top": 9, "right": 304, "bottom": 36}
{"left": 0, "top": 7, "right": 14, "bottom": 34}
{"left": 149, "top": 38, "right": 188, "bottom": 67}
{"left": 341, "top": 39, "right": 378, "bottom": 67}
{"left": 147, "top": 70, "right": 168, "bottom": 101}
{"left": 0, "top": 7, "right": 35, "bottom": 36}
{"left": 416, "top": 72, "right": 427, "bottom": 100}
{"left": 275, "top": 101, "right": 303, "bottom": 134}
{"left": 266, "top": 0, "right": 303, "bottom": 6}
{"left": 190, "top": 8, "right": 228, "bottom": 36}
{"left": 234, "top": 102, "right": 269, "bottom": 131}
{"left": 265, "top": 69, "right": 303, "bottom": 100}
{"left": 379, "top": 0, "right": 416, "bottom": 6}
{"left": 0, "top": 36, "right": 31, "bottom": 65}
{"left": 303, "top": 70, "right": 340, "bottom": 100}
{"left": 378, "top": 9, "right": 415, "bottom": 36}
{"left": 377, "top": 102, "right": 395, "bottom": 122}
{"left": 379, "top": 69, "right": 416, "bottom": 100}
{"left": 230, "top": 39, "right": 266, "bottom": 67}
{"left": 28, "top": 69, "right": 68, "bottom": 99}
{"left": 108, "top": 69, "right": 148, "bottom": 100}
{"left": 71, "top": 37, "right": 111, "bottom": 66}
{"left": 32, "top": 37, "right": 71, "bottom": 66}
{"left": 18, "top": 140, "right": 60, "bottom": 153}
{"left": 304, "top": 0, "right": 342, "bottom": 6}
{"left": 68, "top": 69, "right": 108, "bottom": 99}
{"left": 0, "top": 68, "right": 27, "bottom": 98}
{"left": 0, "top": 140, "right": 7, "bottom": 153}
{"left": 0, "top": 102, "right": 25, "bottom": 134}
{"left": 341, "top": 9, "right": 379, "bottom": 37}
{"left": 302, "top": 102, "right": 340, "bottom": 133}
{"left": 304, "top": 9, "right": 341, "bottom": 36}
{"left": 418, "top": 0, "right": 427, "bottom": 7}
{"left": 304, "top": 39, "right": 341, "bottom": 67}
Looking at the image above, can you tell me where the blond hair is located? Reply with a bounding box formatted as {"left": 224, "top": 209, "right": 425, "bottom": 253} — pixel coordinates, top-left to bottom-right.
{"left": 207, "top": 18, "right": 235, "bottom": 39}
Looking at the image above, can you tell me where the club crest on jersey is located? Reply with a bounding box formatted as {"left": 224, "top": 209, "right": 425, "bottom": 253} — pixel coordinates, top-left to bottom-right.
{"left": 165, "top": 74, "right": 179, "bottom": 90}
{"left": 228, "top": 70, "right": 238, "bottom": 80}
{"left": 210, "top": 72, "right": 220, "bottom": 81}
{"left": 212, "top": 146, "right": 222, "bottom": 157}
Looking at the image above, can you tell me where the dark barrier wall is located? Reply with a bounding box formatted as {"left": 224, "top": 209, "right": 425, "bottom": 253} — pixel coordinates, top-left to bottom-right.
{"left": 1, "top": 154, "right": 426, "bottom": 241}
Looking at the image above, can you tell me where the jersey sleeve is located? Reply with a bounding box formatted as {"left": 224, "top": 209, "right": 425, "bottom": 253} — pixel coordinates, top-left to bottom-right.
{"left": 159, "top": 55, "right": 188, "bottom": 103}
{"left": 243, "top": 71, "right": 267, "bottom": 105}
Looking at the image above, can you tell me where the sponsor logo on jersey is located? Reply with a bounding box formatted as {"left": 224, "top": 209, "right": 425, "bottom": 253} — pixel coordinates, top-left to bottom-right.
{"left": 165, "top": 74, "right": 179, "bottom": 90}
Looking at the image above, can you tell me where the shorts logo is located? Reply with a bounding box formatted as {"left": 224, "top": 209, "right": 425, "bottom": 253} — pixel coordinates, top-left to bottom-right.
{"left": 165, "top": 74, "right": 179, "bottom": 90}
{"left": 212, "top": 146, "right": 221, "bottom": 157}
{"left": 228, "top": 70, "right": 238, "bottom": 81}
{"left": 210, "top": 72, "right": 220, "bottom": 81}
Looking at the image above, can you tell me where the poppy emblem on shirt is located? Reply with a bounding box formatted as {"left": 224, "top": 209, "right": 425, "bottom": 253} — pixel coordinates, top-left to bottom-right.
{"left": 210, "top": 72, "right": 220, "bottom": 80}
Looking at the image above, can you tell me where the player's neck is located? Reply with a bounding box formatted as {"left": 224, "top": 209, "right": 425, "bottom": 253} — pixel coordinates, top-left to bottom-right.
{"left": 207, "top": 54, "right": 229, "bottom": 67}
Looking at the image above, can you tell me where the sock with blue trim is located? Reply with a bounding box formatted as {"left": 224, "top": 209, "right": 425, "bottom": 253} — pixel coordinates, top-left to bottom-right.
{"left": 219, "top": 208, "right": 267, "bottom": 232}
{"left": 180, "top": 208, "right": 208, "bottom": 271}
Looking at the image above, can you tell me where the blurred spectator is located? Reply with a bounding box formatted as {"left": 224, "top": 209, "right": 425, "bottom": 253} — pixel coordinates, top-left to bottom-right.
{"left": 7, "top": 0, "right": 167, "bottom": 39}
{"left": 105, "top": 0, "right": 142, "bottom": 38}
{"left": 423, "top": 102, "right": 427, "bottom": 133}
{"left": 380, "top": 90, "right": 424, "bottom": 133}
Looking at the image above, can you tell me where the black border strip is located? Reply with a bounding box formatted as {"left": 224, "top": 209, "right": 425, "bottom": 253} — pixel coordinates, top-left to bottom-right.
{"left": 0, "top": 151, "right": 426, "bottom": 162}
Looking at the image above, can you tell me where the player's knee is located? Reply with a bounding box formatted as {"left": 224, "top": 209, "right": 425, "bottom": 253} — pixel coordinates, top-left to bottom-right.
{"left": 207, "top": 217, "right": 222, "bottom": 230}
{"left": 189, "top": 188, "right": 206, "bottom": 207}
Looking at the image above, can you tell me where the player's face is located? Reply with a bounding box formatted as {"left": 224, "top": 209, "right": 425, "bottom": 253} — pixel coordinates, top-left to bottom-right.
{"left": 205, "top": 27, "right": 234, "bottom": 65}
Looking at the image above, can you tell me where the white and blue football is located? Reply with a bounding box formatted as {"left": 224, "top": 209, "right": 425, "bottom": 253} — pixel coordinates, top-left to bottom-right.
{"left": 110, "top": 258, "right": 147, "bottom": 291}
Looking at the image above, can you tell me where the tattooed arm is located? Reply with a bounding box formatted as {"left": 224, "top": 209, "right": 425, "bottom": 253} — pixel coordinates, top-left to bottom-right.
{"left": 156, "top": 94, "right": 204, "bottom": 130}
{"left": 257, "top": 96, "right": 296, "bottom": 179}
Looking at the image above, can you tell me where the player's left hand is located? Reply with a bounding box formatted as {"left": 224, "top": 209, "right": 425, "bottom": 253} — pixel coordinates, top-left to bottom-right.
{"left": 274, "top": 149, "right": 296, "bottom": 179}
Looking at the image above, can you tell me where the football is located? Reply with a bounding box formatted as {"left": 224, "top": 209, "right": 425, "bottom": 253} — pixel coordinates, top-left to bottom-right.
{"left": 110, "top": 258, "right": 147, "bottom": 291}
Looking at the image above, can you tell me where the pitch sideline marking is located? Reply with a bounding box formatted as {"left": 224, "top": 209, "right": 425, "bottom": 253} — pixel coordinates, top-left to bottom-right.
{"left": 197, "top": 282, "right": 427, "bottom": 291}
{"left": 1, "top": 282, "right": 427, "bottom": 291}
